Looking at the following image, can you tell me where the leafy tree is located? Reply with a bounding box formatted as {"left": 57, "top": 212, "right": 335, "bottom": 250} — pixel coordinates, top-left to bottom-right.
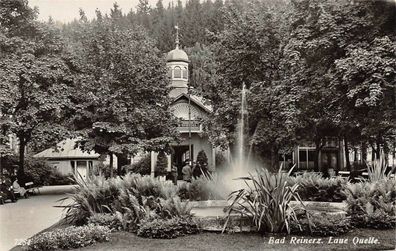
{"left": 0, "top": 0, "right": 75, "bottom": 178}
{"left": 332, "top": 36, "right": 396, "bottom": 161}
{"left": 285, "top": 0, "right": 396, "bottom": 170}
{"left": 67, "top": 13, "right": 177, "bottom": 177}
{"left": 206, "top": 0, "right": 294, "bottom": 169}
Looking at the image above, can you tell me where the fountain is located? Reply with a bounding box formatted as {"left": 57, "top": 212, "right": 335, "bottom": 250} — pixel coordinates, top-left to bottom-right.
{"left": 190, "top": 83, "right": 254, "bottom": 231}
{"left": 220, "top": 83, "right": 254, "bottom": 193}
{"left": 190, "top": 84, "right": 347, "bottom": 232}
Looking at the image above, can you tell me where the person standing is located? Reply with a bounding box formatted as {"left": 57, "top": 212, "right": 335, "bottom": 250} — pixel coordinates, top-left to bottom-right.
{"left": 182, "top": 160, "right": 192, "bottom": 183}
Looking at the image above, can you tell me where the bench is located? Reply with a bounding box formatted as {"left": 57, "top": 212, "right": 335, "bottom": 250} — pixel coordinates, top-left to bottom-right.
{"left": 25, "top": 182, "right": 40, "bottom": 195}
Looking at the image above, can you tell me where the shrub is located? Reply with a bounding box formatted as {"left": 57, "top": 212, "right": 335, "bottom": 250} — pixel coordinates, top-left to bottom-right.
{"left": 224, "top": 167, "right": 307, "bottom": 233}
{"left": 290, "top": 213, "right": 352, "bottom": 236}
{"left": 24, "top": 157, "right": 53, "bottom": 186}
{"left": 288, "top": 172, "right": 347, "bottom": 202}
{"left": 88, "top": 213, "right": 123, "bottom": 232}
{"left": 155, "top": 151, "right": 168, "bottom": 177}
{"left": 344, "top": 178, "right": 396, "bottom": 229}
{"left": 177, "top": 174, "right": 228, "bottom": 201}
{"left": 161, "top": 197, "right": 193, "bottom": 218}
{"left": 126, "top": 154, "right": 151, "bottom": 175}
{"left": 23, "top": 224, "right": 110, "bottom": 250}
{"left": 137, "top": 217, "right": 200, "bottom": 239}
{"left": 46, "top": 171, "right": 75, "bottom": 186}
{"left": 195, "top": 150, "right": 209, "bottom": 176}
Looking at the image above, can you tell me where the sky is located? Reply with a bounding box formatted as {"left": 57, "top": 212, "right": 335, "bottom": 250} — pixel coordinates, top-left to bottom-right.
{"left": 28, "top": 0, "right": 180, "bottom": 23}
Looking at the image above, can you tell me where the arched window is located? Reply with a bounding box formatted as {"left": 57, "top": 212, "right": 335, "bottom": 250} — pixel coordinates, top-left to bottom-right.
{"left": 182, "top": 67, "right": 188, "bottom": 79}
{"left": 174, "top": 66, "right": 182, "bottom": 78}
{"left": 167, "top": 67, "right": 172, "bottom": 78}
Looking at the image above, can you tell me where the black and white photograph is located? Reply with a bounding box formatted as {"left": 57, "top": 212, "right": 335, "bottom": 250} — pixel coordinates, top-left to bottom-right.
{"left": 0, "top": 0, "right": 395, "bottom": 250}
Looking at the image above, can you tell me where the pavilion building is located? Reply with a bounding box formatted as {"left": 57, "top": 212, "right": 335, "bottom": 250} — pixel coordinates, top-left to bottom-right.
{"left": 150, "top": 30, "right": 215, "bottom": 178}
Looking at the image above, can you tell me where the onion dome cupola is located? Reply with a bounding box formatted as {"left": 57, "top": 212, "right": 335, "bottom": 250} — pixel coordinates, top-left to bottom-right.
{"left": 167, "top": 25, "right": 189, "bottom": 98}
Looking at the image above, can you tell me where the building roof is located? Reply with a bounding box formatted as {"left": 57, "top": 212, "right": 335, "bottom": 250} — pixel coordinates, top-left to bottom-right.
{"left": 172, "top": 93, "right": 213, "bottom": 113}
{"left": 34, "top": 138, "right": 100, "bottom": 159}
{"left": 166, "top": 47, "right": 189, "bottom": 63}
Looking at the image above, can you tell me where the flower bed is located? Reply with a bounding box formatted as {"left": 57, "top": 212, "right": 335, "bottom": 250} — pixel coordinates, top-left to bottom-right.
{"left": 23, "top": 224, "right": 110, "bottom": 250}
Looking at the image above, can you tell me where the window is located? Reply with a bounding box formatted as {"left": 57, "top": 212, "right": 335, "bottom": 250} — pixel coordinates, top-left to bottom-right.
{"left": 88, "top": 161, "right": 93, "bottom": 177}
{"left": 167, "top": 67, "right": 172, "bottom": 78}
{"left": 298, "top": 148, "right": 315, "bottom": 169}
{"left": 182, "top": 67, "right": 188, "bottom": 79}
{"left": 71, "top": 161, "right": 76, "bottom": 174}
{"left": 77, "top": 161, "right": 86, "bottom": 169}
{"left": 174, "top": 67, "right": 182, "bottom": 78}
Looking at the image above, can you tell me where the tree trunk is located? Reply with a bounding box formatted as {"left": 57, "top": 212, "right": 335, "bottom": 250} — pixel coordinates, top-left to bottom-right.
{"left": 270, "top": 146, "right": 279, "bottom": 171}
{"left": 314, "top": 139, "right": 321, "bottom": 172}
{"left": 344, "top": 137, "right": 351, "bottom": 171}
{"left": 18, "top": 136, "right": 25, "bottom": 176}
{"left": 361, "top": 142, "right": 367, "bottom": 163}
{"left": 371, "top": 146, "right": 376, "bottom": 161}
{"left": 109, "top": 153, "right": 114, "bottom": 178}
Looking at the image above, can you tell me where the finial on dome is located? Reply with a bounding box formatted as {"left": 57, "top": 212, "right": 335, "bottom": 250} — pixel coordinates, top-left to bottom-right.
{"left": 175, "top": 24, "right": 180, "bottom": 49}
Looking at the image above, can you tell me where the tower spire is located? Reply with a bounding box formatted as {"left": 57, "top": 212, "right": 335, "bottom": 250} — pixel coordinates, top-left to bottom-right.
{"left": 175, "top": 24, "right": 180, "bottom": 49}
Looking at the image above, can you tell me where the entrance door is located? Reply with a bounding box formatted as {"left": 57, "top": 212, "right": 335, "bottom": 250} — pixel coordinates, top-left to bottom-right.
{"left": 76, "top": 161, "right": 87, "bottom": 180}
{"left": 321, "top": 150, "right": 339, "bottom": 173}
{"left": 172, "top": 145, "right": 193, "bottom": 180}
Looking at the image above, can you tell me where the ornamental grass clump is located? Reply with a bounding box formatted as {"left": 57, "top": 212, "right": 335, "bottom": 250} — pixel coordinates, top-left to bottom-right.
{"left": 223, "top": 166, "right": 308, "bottom": 233}
{"left": 366, "top": 158, "right": 394, "bottom": 182}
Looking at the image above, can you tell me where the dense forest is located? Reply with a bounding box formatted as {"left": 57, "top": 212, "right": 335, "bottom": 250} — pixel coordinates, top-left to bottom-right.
{"left": 61, "top": 0, "right": 224, "bottom": 51}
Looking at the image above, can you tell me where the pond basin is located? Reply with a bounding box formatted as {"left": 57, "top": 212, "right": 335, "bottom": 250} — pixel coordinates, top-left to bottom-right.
{"left": 190, "top": 200, "right": 347, "bottom": 232}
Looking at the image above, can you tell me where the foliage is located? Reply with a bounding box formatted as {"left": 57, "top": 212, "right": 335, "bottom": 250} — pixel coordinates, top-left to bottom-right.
{"left": 61, "top": 174, "right": 186, "bottom": 226}
{"left": 0, "top": 1, "right": 76, "bottom": 175}
{"left": 67, "top": 12, "right": 178, "bottom": 177}
{"left": 178, "top": 174, "right": 228, "bottom": 201}
{"left": 366, "top": 158, "right": 393, "bottom": 182}
{"left": 288, "top": 172, "right": 347, "bottom": 202}
{"left": 290, "top": 213, "right": 352, "bottom": 236}
{"left": 156, "top": 151, "right": 168, "bottom": 176}
{"left": 344, "top": 179, "right": 396, "bottom": 229}
{"left": 196, "top": 150, "right": 208, "bottom": 170}
{"left": 224, "top": 167, "right": 306, "bottom": 233}
{"left": 2, "top": 155, "right": 53, "bottom": 186}
{"left": 126, "top": 154, "right": 151, "bottom": 176}
{"left": 46, "top": 171, "right": 75, "bottom": 186}
{"left": 161, "top": 196, "right": 193, "bottom": 218}
{"left": 204, "top": 0, "right": 298, "bottom": 169}
{"left": 88, "top": 213, "right": 123, "bottom": 232}
{"left": 137, "top": 217, "right": 200, "bottom": 239}
{"left": 23, "top": 224, "right": 110, "bottom": 251}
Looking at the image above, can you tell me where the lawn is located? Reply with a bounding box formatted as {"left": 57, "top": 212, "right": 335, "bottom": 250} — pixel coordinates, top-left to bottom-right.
{"left": 75, "top": 228, "right": 396, "bottom": 251}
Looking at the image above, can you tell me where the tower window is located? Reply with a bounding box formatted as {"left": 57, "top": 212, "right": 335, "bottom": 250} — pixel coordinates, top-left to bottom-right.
{"left": 167, "top": 67, "right": 172, "bottom": 78}
{"left": 174, "top": 66, "right": 182, "bottom": 78}
{"left": 182, "top": 67, "right": 188, "bottom": 79}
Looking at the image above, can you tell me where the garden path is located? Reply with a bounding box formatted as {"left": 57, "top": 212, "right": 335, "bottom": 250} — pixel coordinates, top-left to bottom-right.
{"left": 0, "top": 187, "right": 72, "bottom": 251}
